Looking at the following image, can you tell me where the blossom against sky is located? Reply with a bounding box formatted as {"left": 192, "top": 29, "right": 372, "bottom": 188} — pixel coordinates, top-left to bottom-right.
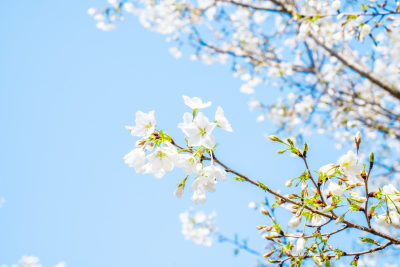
{"left": 0, "top": 1, "right": 347, "bottom": 266}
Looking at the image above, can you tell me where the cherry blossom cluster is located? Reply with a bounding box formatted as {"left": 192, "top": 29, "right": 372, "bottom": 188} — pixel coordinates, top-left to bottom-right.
{"left": 179, "top": 210, "right": 216, "bottom": 246}
{"left": 0, "top": 256, "right": 66, "bottom": 267}
{"left": 90, "top": 0, "right": 400, "bottom": 264}
{"left": 90, "top": 0, "right": 400, "bottom": 191}
{"left": 124, "top": 95, "right": 232, "bottom": 203}
{"left": 122, "top": 95, "right": 400, "bottom": 264}
{"left": 250, "top": 132, "right": 400, "bottom": 265}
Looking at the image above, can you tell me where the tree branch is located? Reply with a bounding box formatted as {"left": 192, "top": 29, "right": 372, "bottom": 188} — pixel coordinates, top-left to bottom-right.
{"left": 311, "top": 35, "right": 400, "bottom": 101}
{"left": 209, "top": 153, "right": 400, "bottom": 244}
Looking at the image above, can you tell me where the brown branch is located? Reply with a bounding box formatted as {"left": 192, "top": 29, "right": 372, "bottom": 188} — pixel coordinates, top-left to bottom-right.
{"left": 169, "top": 140, "right": 400, "bottom": 245}
{"left": 279, "top": 225, "right": 348, "bottom": 239}
{"left": 216, "top": 0, "right": 289, "bottom": 14}
{"left": 209, "top": 153, "right": 400, "bottom": 244}
{"left": 311, "top": 35, "right": 400, "bottom": 101}
{"left": 341, "top": 241, "right": 392, "bottom": 256}
{"left": 363, "top": 160, "right": 373, "bottom": 229}
{"left": 300, "top": 241, "right": 393, "bottom": 260}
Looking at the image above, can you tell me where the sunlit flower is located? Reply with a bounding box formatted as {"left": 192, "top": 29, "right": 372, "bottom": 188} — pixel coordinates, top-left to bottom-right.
{"left": 176, "top": 154, "right": 202, "bottom": 175}
{"left": 179, "top": 112, "right": 216, "bottom": 149}
{"left": 295, "top": 237, "right": 306, "bottom": 254}
{"left": 146, "top": 144, "right": 178, "bottom": 178}
{"left": 310, "top": 214, "right": 327, "bottom": 227}
{"left": 180, "top": 210, "right": 216, "bottom": 246}
{"left": 327, "top": 181, "right": 345, "bottom": 197}
{"left": 359, "top": 24, "right": 372, "bottom": 42}
{"left": 127, "top": 110, "right": 156, "bottom": 138}
{"left": 20, "top": 256, "right": 41, "bottom": 267}
{"left": 189, "top": 165, "right": 226, "bottom": 203}
{"left": 124, "top": 148, "right": 146, "bottom": 173}
{"left": 248, "top": 201, "right": 257, "bottom": 209}
{"left": 338, "top": 150, "right": 362, "bottom": 176}
{"left": 288, "top": 215, "right": 302, "bottom": 228}
{"left": 319, "top": 164, "right": 336, "bottom": 177}
{"left": 331, "top": 0, "right": 341, "bottom": 11}
{"left": 182, "top": 95, "right": 212, "bottom": 110}
{"left": 215, "top": 106, "right": 232, "bottom": 132}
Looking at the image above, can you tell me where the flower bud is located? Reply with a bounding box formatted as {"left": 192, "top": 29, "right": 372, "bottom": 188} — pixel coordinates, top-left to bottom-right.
{"left": 359, "top": 24, "right": 372, "bottom": 42}
{"left": 355, "top": 131, "right": 361, "bottom": 153}
{"left": 288, "top": 215, "right": 302, "bottom": 228}
{"left": 369, "top": 152, "right": 374, "bottom": 170}
{"left": 263, "top": 251, "right": 274, "bottom": 258}
{"left": 268, "top": 135, "right": 282, "bottom": 142}
{"left": 295, "top": 237, "right": 306, "bottom": 254}
{"left": 174, "top": 177, "right": 188, "bottom": 198}
{"left": 260, "top": 207, "right": 270, "bottom": 216}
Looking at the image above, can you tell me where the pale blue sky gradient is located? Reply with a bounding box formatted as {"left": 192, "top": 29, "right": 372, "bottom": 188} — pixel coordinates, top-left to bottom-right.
{"left": 0, "top": 1, "right": 345, "bottom": 266}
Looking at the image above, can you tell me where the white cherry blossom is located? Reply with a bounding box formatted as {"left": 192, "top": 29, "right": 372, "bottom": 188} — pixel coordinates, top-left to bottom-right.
{"left": 381, "top": 184, "right": 400, "bottom": 211}
{"left": 20, "top": 256, "right": 41, "bottom": 267}
{"left": 174, "top": 185, "right": 184, "bottom": 198}
{"left": 87, "top": 8, "right": 97, "bottom": 16}
{"left": 124, "top": 148, "right": 146, "bottom": 173}
{"left": 189, "top": 165, "right": 226, "bottom": 203}
{"left": 310, "top": 214, "right": 327, "bottom": 227}
{"left": 375, "top": 211, "right": 400, "bottom": 228}
{"left": 349, "top": 190, "right": 366, "bottom": 203}
{"left": 319, "top": 164, "right": 336, "bottom": 177}
{"left": 127, "top": 110, "right": 156, "bottom": 138}
{"left": 338, "top": 150, "right": 362, "bottom": 177}
{"left": 203, "top": 164, "right": 226, "bottom": 181}
{"left": 248, "top": 201, "right": 257, "bottom": 209}
{"left": 295, "top": 237, "right": 306, "bottom": 254}
{"left": 96, "top": 21, "right": 116, "bottom": 31}
{"left": 288, "top": 215, "right": 302, "bottom": 228}
{"left": 214, "top": 106, "right": 232, "bottom": 132}
{"left": 381, "top": 184, "right": 400, "bottom": 195}
{"left": 331, "top": 0, "right": 341, "bottom": 11}
{"left": 360, "top": 24, "right": 372, "bottom": 42}
{"left": 179, "top": 112, "right": 216, "bottom": 149}
{"left": 190, "top": 174, "right": 216, "bottom": 203}
{"left": 176, "top": 154, "right": 201, "bottom": 175}
{"left": 169, "top": 47, "right": 182, "bottom": 59}
{"left": 180, "top": 210, "right": 215, "bottom": 246}
{"left": 146, "top": 143, "right": 178, "bottom": 178}
{"left": 182, "top": 95, "right": 212, "bottom": 110}
{"left": 327, "top": 181, "right": 345, "bottom": 197}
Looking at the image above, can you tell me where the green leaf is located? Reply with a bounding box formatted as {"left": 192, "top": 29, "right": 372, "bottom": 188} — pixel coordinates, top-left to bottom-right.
{"left": 362, "top": 3, "right": 367, "bottom": 11}
{"left": 360, "top": 237, "right": 377, "bottom": 244}
{"left": 192, "top": 108, "right": 198, "bottom": 118}
{"left": 257, "top": 181, "right": 268, "bottom": 192}
{"left": 350, "top": 255, "right": 359, "bottom": 266}
{"left": 290, "top": 147, "right": 300, "bottom": 155}
{"left": 287, "top": 138, "right": 294, "bottom": 146}
{"left": 234, "top": 176, "right": 245, "bottom": 182}
{"left": 277, "top": 149, "right": 289, "bottom": 154}
{"left": 325, "top": 260, "right": 331, "bottom": 267}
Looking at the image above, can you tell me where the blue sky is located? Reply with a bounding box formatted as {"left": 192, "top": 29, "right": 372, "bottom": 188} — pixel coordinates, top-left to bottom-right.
{"left": 0, "top": 1, "right": 346, "bottom": 266}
